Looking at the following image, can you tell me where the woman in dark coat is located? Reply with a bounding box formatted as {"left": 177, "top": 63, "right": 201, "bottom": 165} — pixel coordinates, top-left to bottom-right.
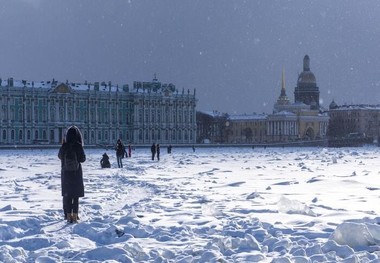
{"left": 151, "top": 143, "right": 156, "bottom": 160}
{"left": 58, "top": 126, "right": 86, "bottom": 223}
{"left": 156, "top": 144, "right": 160, "bottom": 161}
{"left": 115, "top": 139, "right": 125, "bottom": 168}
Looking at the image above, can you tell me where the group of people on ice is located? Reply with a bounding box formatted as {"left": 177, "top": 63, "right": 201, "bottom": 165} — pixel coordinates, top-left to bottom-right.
{"left": 100, "top": 140, "right": 169, "bottom": 168}
{"left": 150, "top": 143, "right": 161, "bottom": 161}
{"left": 58, "top": 125, "right": 175, "bottom": 224}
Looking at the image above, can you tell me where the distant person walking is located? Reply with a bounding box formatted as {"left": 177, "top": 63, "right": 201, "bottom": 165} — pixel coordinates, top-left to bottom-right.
{"left": 58, "top": 125, "right": 86, "bottom": 223}
{"left": 167, "top": 144, "right": 172, "bottom": 154}
{"left": 128, "top": 143, "right": 132, "bottom": 158}
{"left": 192, "top": 145, "right": 196, "bottom": 152}
{"left": 100, "top": 152, "right": 111, "bottom": 168}
{"left": 156, "top": 144, "right": 161, "bottom": 161}
{"left": 115, "top": 139, "right": 126, "bottom": 168}
{"left": 151, "top": 143, "right": 156, "bottom": 160}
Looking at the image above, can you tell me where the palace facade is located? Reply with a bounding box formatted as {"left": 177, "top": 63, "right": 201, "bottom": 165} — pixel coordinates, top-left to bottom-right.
{"left": 0, "top": 76, "right": 197, "bottom": 145}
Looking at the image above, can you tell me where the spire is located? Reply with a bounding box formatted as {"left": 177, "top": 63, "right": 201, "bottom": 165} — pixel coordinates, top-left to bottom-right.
{"left": 276, "top": 67, "right": 290, "bottom": 106}
{"left": 281, "top": 67, "right": 286, "bottom": 96}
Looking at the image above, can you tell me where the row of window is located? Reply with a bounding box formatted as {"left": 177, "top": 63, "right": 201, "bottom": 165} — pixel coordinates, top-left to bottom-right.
{"left": 0, "top": 128, "right": 127, "bottom": 142}
{"left": 1, "top": 103, "right": 194, "bottom": 124}
{"left": 1, "top": 106, "right": 132, "bottom": 124}
{"left": 138, "top": 109, "right": 194, "bottom": 123}
{"left": 0, "top": 128, "right": 196, "bottom": 144}
{"left": 138, "top": 129, "right": 194, "bottom": 141}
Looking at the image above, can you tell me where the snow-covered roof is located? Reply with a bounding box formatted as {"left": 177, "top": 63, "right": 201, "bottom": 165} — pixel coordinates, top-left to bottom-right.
{"left": 1, "top": 78, "right": 121, "bottom": 92}
{"left": 0, "top": 77, "right": 187, "bottom": 95}
{"left": 228, "top": 113, "right": 267, "bottom": 120}
{"left": 272, "top": 111, "right": 296, "bottom": 116}
{"left": 198, "top": 110, "right": 227, "bottom": 118}
{"left": 331, "top": 104, "right": 380, "bottom": 111}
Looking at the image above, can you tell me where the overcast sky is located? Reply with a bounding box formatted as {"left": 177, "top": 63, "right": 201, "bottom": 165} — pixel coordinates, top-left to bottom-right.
{"left": 1, "top": 0, "right": 380, "bottom": 114}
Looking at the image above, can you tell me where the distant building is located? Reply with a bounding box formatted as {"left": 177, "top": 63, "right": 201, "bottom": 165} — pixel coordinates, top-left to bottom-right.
{"left": 196, "top": 111, "right": 228, "bottom": 143}
{"left": 196, "top": 55, "right": 329, "bottom": 145}
{"left": 0, "top": 76, "right": 197, "bottom": 145}
{"left": 267, "top": 62, "right": 329, "bottom": 142}
{"left": 328, "top": 101, "right": 380, "bottom": 142}
{"left": 225, "top": 114, "right": 267, "bottom": 144}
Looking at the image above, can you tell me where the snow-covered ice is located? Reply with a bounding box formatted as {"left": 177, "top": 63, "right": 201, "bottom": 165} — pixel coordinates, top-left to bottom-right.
{"left": 1, "top": 146, "right": 380, "bottom": 262}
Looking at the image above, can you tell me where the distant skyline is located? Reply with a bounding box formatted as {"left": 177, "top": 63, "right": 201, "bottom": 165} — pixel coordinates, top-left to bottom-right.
{"left": 1, "top": 1, "right": 380, "bottom": 114}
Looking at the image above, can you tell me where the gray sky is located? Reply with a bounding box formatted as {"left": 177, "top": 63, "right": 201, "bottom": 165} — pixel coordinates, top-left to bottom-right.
{"left": 1, "top": 0, "right": 380, "bottom": 114}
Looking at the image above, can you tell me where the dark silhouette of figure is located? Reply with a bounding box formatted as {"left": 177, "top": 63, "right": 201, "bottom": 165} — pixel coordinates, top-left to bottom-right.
{"left": 100, "top": 153, "right": 111, "bottom": 168}
{"left": 151, "top": 143, "right": 156, "bottom": 160}
{"left": 167, "top": 144, "right": 172, "bottom": 154}
{"left": 156, "top": 144, "right": 160, "bottom": 161}
{"left": 115, "top": 139, "right": 126, "bottom": 168}
{"left": 192, "top": 145, "right": 196, "bottom": 152}
{"left": 58, "top": 125, "right": 86, "bottom": 223}
{"left": 128, "top": 143, "right": 132, "bottom": 157}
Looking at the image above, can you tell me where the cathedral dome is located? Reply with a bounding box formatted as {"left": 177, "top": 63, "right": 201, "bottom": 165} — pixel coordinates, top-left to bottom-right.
{"left": 297, "top": 71, "right": 316, "bottom": 85}
{"left": 297, "top": 55, "right": 317, "bottom": 88}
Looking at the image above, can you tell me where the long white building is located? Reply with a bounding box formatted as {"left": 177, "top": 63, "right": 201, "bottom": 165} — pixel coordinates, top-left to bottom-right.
{"left": 0, "top": 76, "right": 197, "bottom": 145}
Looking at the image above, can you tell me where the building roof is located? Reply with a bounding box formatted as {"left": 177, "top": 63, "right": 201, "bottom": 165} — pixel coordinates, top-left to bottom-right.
{"left": 331, "top": 104, "right": 380, "bottom": 111}
{"left": 272, "top": 110, "right": 296, "bottom": 116}
{"left": 228, "top": 113, "right": 267, "bottom": 121}
{"left": 0, "top": 78, "right": 123, "bottom": 93}
{"left": 0, "top": 77, "right": 188, "bottom": 96}
{"left": 197, "top": 110, "right": 227, "bottom": 118}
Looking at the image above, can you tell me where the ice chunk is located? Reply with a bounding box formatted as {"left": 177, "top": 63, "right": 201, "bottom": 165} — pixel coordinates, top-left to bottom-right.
{"left": 330, "top": 222, "right": 376, "bottom": 249}
{"left": 277, "top": 196, "right": 316, "bottom": 216}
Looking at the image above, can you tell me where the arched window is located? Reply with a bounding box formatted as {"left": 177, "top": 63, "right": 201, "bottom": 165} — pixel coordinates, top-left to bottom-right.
{"left": 83, "top": 131, "right": 88, "bottom": 142}
{"left": 178, "top": 130, "right": 182, "bottom": 140}
{"left": 50, "top": 129, "right": 54, "bottom": 141}
{"left": 91, "top": 131, "right": 95, "bottom": 142}
{"left": 184, "top": 130, "right": 188, "bottom": 140}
